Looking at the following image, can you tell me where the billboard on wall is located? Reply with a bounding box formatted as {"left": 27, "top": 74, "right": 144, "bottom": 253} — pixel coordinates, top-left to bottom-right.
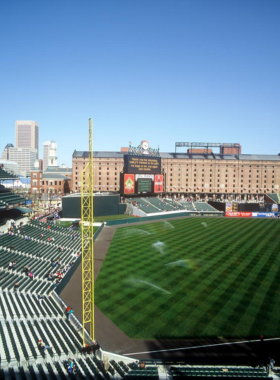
{"left": 124, "top": 155, "right": 161, "bottom": 174}
{"left": 154, "top": 174, "right": 163, "bottom": 193}
{"left": 252, "top": 212, "right": 277, "bottom": 218}
{"left": 124, "top": 174, "right": 135, "bottom": 194}
{"left": 226, "top": 212, "right": 252, "bottom": 218}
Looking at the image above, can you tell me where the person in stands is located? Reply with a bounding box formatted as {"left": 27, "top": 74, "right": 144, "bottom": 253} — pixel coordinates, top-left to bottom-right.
{"left": 38, "top": 340, "right": 52, "bottom": 351}
{"left": 14, "top": 282, "right": 19, "bottom": 292}
{"left": 67, "top": 308, "right": 74, "bottom": 320}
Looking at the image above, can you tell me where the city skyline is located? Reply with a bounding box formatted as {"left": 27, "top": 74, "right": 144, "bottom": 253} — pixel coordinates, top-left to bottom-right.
{"left": 1, "top": 0, "right": 279, "bottom": 167}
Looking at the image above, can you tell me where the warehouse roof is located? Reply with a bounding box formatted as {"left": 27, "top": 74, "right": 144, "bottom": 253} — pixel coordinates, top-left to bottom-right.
{"left": 73, "top": 150, "right": 280, "bottom": 161}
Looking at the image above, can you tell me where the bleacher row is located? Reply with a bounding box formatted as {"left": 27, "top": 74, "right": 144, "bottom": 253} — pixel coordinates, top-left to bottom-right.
{"left": 127, "top": 197, "right": 218, "bottom": 214}
{"left": 0, "top": 167, "right": 17, "bottom": 181}
{"left": 0, "top": 187, "right": 25, "bottom": 209}
{"left": 0, "top": 219, "right": 120, "bottom": 379}
{"left": 170, "top": 366, "right": 270, "bottom": 378}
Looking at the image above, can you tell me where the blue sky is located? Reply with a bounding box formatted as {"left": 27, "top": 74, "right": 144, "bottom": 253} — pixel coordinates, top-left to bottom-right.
{"left": 1, "top": 0, "right": 279, "bottom": 166}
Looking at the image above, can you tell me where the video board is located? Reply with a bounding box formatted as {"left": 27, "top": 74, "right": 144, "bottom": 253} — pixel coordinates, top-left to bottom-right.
{"left": 124, "top": 155, "right": 161, "bottom": 174}
{"left": 137, "top": 178, "right": 152, "bottom": 193}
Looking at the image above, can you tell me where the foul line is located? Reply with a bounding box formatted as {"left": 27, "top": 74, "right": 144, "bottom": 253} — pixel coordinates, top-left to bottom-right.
{"left": 123, "top": 337, "right": 280, "bottom": 356}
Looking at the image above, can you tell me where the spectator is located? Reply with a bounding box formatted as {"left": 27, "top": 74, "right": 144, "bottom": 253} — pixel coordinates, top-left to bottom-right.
{"left": 29, "top": 271, "right": 34, "bottom": 280}
{"left": 8, "top": 262, "right": 13, "bottom": 270}
{"left": 67, "top": 358, "right": 75, "bottom": 374}
{"left": 38, "top": 295, "right": 44, "bottom": 304}
{"left": 38, "top": 340, "right": 52, "bottom": 351}
{"left": 67, "top": 308, "right": 74, "bottom": 320}
{"left": 14, "top": 282, "right": 19, "bottom": 292}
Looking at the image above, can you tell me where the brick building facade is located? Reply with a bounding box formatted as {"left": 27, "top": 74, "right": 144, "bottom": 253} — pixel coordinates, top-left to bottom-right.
{"left": 72, "top": 144, "right": 280, "bottom": 200}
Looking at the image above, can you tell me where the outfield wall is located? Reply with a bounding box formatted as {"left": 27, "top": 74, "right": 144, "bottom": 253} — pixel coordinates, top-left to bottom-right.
{"left": 62, "top": 194, "right": 126, "bottom": 218}
{"left": 106, "top": 211, "right": 223, "bottom": 226}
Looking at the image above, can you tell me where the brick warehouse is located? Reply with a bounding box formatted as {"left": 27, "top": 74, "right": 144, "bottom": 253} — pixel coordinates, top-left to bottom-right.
{"left": 72, "top": 141, "right": 280, "bottom": 201}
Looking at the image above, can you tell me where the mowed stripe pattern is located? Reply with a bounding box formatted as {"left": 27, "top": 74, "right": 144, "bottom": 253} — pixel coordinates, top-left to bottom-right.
{"left": 95, "top": 218, "right": 280, "bottom": 339}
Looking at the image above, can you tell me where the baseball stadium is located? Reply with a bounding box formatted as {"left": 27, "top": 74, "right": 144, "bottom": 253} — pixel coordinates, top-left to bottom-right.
{"left": 0, "top": 122, "right": 280, "bottom": 379}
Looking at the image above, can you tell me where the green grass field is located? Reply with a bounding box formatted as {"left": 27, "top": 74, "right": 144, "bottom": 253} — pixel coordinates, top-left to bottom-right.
{"left": 95, "top": 218, "right": 280, "bottom": 340}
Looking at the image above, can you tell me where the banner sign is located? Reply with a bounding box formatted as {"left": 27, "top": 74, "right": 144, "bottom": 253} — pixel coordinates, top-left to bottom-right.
{"left": 154, "top": 174, "right": 163, "bottom": 193}
{"left": 251, "top": 212, "right": 276, "bottom": 218}
{"left": 124, "top": 174, "right": 135, "bottom": 194}
{"left": 226, "top": 212, "right": 252, "bottom": 218}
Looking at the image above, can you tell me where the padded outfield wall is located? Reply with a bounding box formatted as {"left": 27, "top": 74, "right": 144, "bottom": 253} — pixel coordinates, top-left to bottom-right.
{"left": 62, "top": 194, "right": 126, "bottom": 218}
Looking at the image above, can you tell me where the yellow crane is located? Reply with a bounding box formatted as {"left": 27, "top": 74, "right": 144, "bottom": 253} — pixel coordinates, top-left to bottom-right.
{"left": 81, "top": 118, "right": 94, "bottom": 345}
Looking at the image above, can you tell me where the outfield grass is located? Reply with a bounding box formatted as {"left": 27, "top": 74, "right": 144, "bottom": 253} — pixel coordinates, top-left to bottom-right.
{"left": 95, "top": 218, "right": 280, "bottom": 340}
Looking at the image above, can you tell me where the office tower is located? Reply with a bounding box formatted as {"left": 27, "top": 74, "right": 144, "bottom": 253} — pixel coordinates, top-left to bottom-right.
{"left": 43, "top": 140, "right": 57, "bottom": 170}
{"left": 15, "top": 120, "right": 39, "bottom": 158}
{"left": 5, "top": 147, "right": 37, "bottom": 176}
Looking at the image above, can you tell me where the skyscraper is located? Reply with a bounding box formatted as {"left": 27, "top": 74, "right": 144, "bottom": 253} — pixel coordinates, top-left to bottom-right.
{"left": 15, "top": 120, "right": 39, "bottom": 158}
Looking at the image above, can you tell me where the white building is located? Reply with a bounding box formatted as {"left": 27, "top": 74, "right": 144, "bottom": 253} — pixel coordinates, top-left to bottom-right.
{"left": 2, "top": 147, "right": 37, "bottom": 177}
{"left": 43, "top": 140, "right": 57, "bottom": 171}
{"left": 15, "top": 120, "right": 39, "bottom": 158}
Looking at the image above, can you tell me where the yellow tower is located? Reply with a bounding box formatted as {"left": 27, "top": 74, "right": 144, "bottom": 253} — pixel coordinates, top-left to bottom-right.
{"left": 81, "top": 118, "right": 94, "bottom": 345}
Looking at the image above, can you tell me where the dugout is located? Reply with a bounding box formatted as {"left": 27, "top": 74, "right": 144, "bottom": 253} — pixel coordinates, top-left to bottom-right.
{"left": 61, "top": 193, "right": 126, "bottom": 218}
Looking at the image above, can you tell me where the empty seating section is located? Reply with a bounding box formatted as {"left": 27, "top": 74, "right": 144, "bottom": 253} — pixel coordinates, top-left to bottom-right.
{"left": 0, "top": 219, "right": 91, "bottom": 376}
{"left": 0, "top": 191, "right": 25, "bottom": 209}
{"left": 0, "top": 167, "right": 17, "bottom": 180}
{"left": 194, "top": 202, "right": 218, "bottom": 212}
{"left": 127, "top": 196, "right": 219, "bottom": 214}
{"left": 180, "top": 201, "right": 196, "bottom": 211}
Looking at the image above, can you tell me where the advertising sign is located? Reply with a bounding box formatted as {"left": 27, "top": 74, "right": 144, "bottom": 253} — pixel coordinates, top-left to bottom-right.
{"left": 272, "top": 204, "right": 278, "bottom": 212}
{"left": 225, "top": 212, "right": 252, "bottom": 218}
{"left": 226, "top": 202, "right": 232, "bottom": 212}
{"left": 124, "top": 174, "right": 135, "bottom": 194}
{"left": 251, "top": 212, "right": 276, "bottom": 218}
{"left": 154, "top": 174, "right": 163, "bottom": 193}
{"left": 124, "top": 155, "right": 161, "bottom": 174}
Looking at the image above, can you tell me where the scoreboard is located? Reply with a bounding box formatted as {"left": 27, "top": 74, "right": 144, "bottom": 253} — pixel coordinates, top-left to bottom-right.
{"left": 137, "top": 178, "right": 152, "bottom": 193}
{"left": 121, "top": 154, "right": 163, "bottom": 195}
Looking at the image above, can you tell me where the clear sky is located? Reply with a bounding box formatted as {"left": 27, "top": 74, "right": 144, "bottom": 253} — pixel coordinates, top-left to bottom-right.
{"left": 1, "top": 0, "right": 279, "bottom": 167}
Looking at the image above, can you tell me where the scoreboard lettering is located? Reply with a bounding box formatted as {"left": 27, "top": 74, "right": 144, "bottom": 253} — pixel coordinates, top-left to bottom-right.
{"left": 124, "top": 155, "right": 161, "bottom": 174}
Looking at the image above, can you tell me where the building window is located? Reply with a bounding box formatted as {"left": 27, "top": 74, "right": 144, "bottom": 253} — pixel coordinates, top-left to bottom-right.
{"left": 59, "top": 181, "right": 61, "bottom": 185}
{"left": 55, "top": 181, "right": 57, "bottom": 185}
